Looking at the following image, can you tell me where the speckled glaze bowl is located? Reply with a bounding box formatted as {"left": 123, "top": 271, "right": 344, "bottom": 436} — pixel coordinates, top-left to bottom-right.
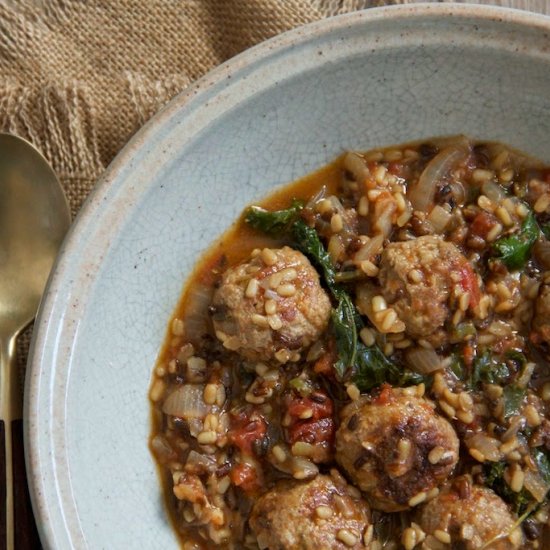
{"left": 26, "top": 4, "right": 550, "bottom": 549}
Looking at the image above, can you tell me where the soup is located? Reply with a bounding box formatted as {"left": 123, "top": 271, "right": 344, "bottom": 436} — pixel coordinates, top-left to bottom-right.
{"left": 150, "top": 136, "right": 550, "bottom": 549}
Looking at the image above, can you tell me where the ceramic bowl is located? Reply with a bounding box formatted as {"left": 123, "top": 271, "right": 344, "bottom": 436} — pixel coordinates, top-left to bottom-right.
{"left": 26, "top": 4, "right": 550, "bottom": 548}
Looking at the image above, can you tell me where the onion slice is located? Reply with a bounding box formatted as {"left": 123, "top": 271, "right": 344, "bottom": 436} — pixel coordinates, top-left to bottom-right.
{"left": 343, "top": 151, "right": 369, "bottom": 183}
{"left": 162, "top": 384, "right": 209, "bottom": 418}
{"left": 524, "top": 469, "right": 550, "bottom": 503}
{"left": 183, "top": 283, "right": 214, "bottom": 344}
{"left": 408, "top": 139, "right": 470, "bottom": 212}
{"left": 427, "top": 205, "right": 452, "bottom": 234}
{"left": 405, "top": 347, "right": 444, "bottom": 374}
{"left": 481, "top": 181, "right": 506, "bottom": 204}
{"left": 354, "top": 234, "right": 384, "bottom": 262}
{"left": 465, "top": 433, "right": 502, "bottom": 462}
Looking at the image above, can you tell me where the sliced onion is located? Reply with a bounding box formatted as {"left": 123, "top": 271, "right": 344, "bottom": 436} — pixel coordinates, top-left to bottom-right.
{"left": 466, "top": 433, "right": 502, "bottom": 462}
{"left": 408, "top": 140, "right": 470, "bottom": 212}
{"left": 343, "top": 151, "right": 369, "bottom": 183}
{"left": 150, "top": 434, "right": 176, "bottom": 461}
{"left": 449, "top": 181, "right": 466, "bottom": 204}
{"left": 372, "top": 194, "right": 397, "bottom": 238}
{"left": 328, "top": 195, "right": 354, "bottom": 233}
{"left": 481, "top": 181, "right": 506, "bottom": 204}
{"left": 162, "top": 384, "right": 209, "bottom": 418}
{"left": 516, "top": 361, "right": 536, "bottom": 388}
{"left": 354, "top": 234, "right": 384, "bottom": 262}
{"left": 328, "top": 234, "right": 345, "bottom": 264}
{"left": 524, "top": 469, "right": 550, "bottom": 503}
{"left": 534, "top": 240, "right": 550, "bottom": 269}
{"left": 186, "top": 450, "right": 217, "bottom": 473}
{"left": 188, "top": 418, "right": 204, "bottom": 437}
{"left": 405, "top": 347, "right": 444, "bottom": 374}
{"left": 427, "top": 205, "right": 452, "bottom": 233}
{"left": 304, "top": 185, "right": 327, "bottom": 213}
{"left": 183, "top": 283, "right": 214, "bottom": 344}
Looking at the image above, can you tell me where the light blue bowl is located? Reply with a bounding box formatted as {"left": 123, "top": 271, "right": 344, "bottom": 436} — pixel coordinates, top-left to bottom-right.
{"left": 26, "top": 4, "right": 550, "bottom": 548}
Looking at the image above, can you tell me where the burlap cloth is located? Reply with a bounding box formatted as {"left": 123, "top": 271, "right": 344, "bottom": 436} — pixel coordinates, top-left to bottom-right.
{"left": 0, "top": 0, "right": 548, "bottom": 386}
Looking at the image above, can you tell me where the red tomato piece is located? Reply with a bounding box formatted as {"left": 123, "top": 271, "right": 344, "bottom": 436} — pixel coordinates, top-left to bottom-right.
{"left": 230, "top": 463, "right": 259, "bottom": 492}
{"left": 287, "top": 393, "right": 333, "bottom": 421}
{"left": 372, "top": 383, "right": 393, "bottom": 405}
{"left": 228, "top": 416, "right": 267, "bottom": 456}
{"left": 470, "top": 211, "right": 496, "bottom": 240}
{"left": 287, "top": 417, "right": 335, "bottom": 446}
{"left": 458, "top": 264, "right": 480, "bottom": 308}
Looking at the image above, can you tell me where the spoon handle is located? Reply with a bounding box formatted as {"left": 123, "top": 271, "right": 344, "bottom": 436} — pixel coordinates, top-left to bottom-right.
{"left": 0, "top": 336, "right": 41, "bottom": 550}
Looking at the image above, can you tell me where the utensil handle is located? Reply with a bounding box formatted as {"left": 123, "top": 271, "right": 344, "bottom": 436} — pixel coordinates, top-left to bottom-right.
{"left": 0, "top": 337, "right": 42, "bottom": 550}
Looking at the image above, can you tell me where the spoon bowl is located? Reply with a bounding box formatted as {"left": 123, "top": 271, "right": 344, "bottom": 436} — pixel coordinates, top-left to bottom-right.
{"left": 0, "top": 134, "right": 69, "bottom": 336}
{"left": 0, "top": 133, "right": 70, "bottom": 550}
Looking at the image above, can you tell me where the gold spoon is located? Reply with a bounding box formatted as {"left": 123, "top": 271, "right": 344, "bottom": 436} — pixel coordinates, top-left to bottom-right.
{"left": 0, "top": 133, "right": 70, "bottom": 549}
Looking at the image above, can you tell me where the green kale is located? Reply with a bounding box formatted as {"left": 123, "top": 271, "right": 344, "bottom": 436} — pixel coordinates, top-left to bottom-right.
{"left": 288, "top": 377, "right": 313, "bottom": 396}
{"left": 532, "top": 448, "right": 550, "bottom": 486}
{"left": 244, "top": 199, "right": 304, "bottom": 236}
{"left": 450, "top": 357, "right": 466, "bottom": 381}
{"left": 505, "top": 350, "right": 528, "bottom": 371}
{"left": 492, "top": 210, "right": 539, "bottom": 270}
{"left": 331, "top": 293, "right": 359, "bottom": 379}
{"left": 541, "top": 222, "right": 550, "bottom": 240}
{"left": 470, "top": 350, "right": 510, "bottom": 388}
{"left": 502, "top": 385, "right": 526, "bottom": 419}
{"left": 292, "top": 219, "right": 339, "bottom": 293}
{"left": 484, "top": 462, "right": 533, "bottom": 515}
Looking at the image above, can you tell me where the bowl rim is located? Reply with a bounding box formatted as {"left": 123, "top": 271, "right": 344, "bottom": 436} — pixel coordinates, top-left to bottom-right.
{"left": 24, "top": 2, "right": 550, "bottom": 548}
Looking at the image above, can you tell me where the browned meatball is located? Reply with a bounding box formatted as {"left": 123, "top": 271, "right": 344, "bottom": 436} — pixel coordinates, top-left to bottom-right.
{"left": 378, "top": 235, "right": 478, "bottom": 342}
{"left": 416, "top": 478, "right": 522, "bottom": 549}
{"left": 530, "top": 281, "right": 550, "bottom": 357}
{"left": 249, "top": 473, "right": 372, "bottom": 550}
{"left": 211, "top": 246, "right": 331, "bottom": 362}
{"left": 335, "top": 386, "right": 459, "bottom": 512}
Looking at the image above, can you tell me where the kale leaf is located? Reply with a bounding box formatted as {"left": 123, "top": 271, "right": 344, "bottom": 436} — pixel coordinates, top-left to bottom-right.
{"left": 484, "top": 462, "right": 533, "bottom": 515}
{"left": 502, "top": 385, "right": 526, "bottom": 419}
{"left": 541, "top": 222, "right": 550, "bottom": 240}
{"left": 469, "top": 350, "right": 510, "bottom": 388}
{"left": 292, "top": 219, "right": 338, "bottom": 293}
{"left": 532, "top": 447, "right": 550, "bottom": 486}
{"left": 244, "top": 200, "right": 304, "bottom": 236}
{"left": 492, "top": 210, "right": 539, "bottom": 270}
{"left": 331, "top": 293, "right": 359, "bottom": 379}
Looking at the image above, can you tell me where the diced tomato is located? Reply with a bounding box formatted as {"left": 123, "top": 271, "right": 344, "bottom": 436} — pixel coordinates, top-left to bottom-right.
{"left": 287, "top": 393, "right": 333, "bottom": 421}
{"left": 458, "top": 263, "right": 481, "bottom": 309}
{"left": 470, "top": 211, "right": 496, "bottom": 240}
{"left": 372, "top": 383, "right": 393, "bottom": 405}
{"left": 230, "top": 463, "right": 259, "bottom": 492}
{"left": 387, "top": 161, "right": 403, "bottom": 177}
{"left": 285, "top": 390, "right": 335, "bottom": 450}
{"left": 228, "top": 415, "right": 267, "bottom": 456}
{"left": 287, "top": 417, "right": 335, "bottom": 446}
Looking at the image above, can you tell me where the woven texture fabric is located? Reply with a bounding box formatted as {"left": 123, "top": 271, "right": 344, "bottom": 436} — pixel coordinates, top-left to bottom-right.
{"left": 0, "top": 0, "right": 547, "bottom": 384}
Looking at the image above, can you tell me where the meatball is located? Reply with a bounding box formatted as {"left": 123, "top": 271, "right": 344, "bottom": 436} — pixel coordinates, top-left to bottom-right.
{"left": 211, "top": 246, "right": 331, "bottom": 362}
{"left": 249, "top": 473, "right": 372, "bottom": 550}
{"left": 335, "top": 386, "right": 459, "bottom": 512}
{"left": 378, "top": 235, "right": 479, "bottom": 342}
{"left": 530, "top": 281, "right": 550, "bottom": 357}
{"left": 416, "top": 478, "right": 522, "bottom": 549}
